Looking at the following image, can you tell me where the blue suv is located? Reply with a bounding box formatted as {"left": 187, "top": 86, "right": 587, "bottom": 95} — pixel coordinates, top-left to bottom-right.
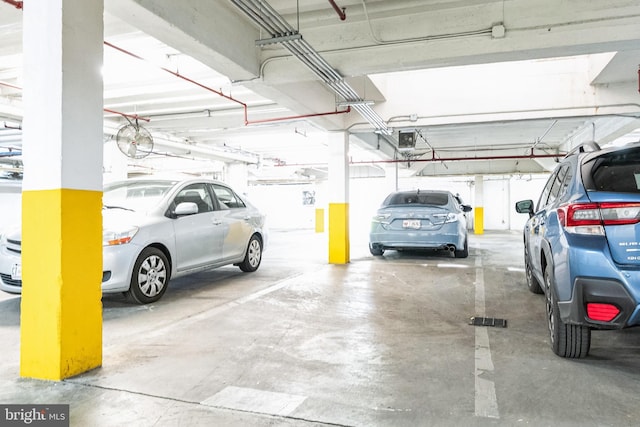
{"left": 516, "top": 142, "right": 640, "bottom": 358}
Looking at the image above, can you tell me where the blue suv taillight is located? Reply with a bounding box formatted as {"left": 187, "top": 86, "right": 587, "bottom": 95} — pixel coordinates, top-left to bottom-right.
{"left": 558, "top": 202, "right": 640, "bottom": 235}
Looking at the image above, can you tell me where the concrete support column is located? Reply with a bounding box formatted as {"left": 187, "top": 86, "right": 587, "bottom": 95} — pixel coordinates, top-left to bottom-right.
{"left": 383, "top": 164, "right": 398, "bottom": 193}
{"left": 226, "top": 163, "right": 249, "bottom": 196}
{"left": 21, "top": 0, "right": 104, "bottom": 380}
{"left": 474, "top": 175, "right": 484, "bottom": 234}
{"left": 327, "top": 131, "right": 349, "bottom": 264}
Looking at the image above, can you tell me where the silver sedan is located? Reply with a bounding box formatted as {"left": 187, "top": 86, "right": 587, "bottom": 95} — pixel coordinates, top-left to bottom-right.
{"left": 0, "top": 178, "right": 267, "bottom": 304}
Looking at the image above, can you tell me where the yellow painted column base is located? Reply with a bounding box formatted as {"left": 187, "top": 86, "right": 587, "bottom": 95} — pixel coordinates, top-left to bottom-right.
{"left": 328, "top": 203, "right": 349, "bottom": 264}
{"left": 474, "top": 206, "right": 484, "bottom": 235}
{"left": 20, "top": 189, "right": 103, "bottom": 380}
{"left": 315, "top": 208, "right": 325, "bottom": 233}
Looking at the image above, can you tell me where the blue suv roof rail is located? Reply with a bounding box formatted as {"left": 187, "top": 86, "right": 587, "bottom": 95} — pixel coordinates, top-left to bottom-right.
{"left": 563, "top": 141, "right": 601, "bottom": 159}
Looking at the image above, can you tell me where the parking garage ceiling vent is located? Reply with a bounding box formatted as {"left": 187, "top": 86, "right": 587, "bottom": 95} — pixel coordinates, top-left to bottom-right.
{"left": 230, "top": 0, "right": 391, "bottom": 135}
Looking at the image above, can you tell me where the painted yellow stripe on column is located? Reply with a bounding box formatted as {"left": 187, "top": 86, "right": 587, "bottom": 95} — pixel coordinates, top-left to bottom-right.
{"left": 20, "top": 189, "right": 103, "bottom": 380}
{"left": 474, "top": 206, "right": 484, "bottom": 235}
{"left": 315, "top": 208, "right": 325, "bottom": 233}
{"left": 328, "top": 203, "right": 349, "bottom": 264}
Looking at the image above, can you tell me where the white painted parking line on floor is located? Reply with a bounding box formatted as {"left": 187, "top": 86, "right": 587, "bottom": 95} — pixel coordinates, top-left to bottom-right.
{"left": 436, "top": 263, "right": 469, "bottom": 269}
{"left": 201, "top": 386, "right": 307, "bottom": 416}
{"left": 142, "top": 272, "right": 312, "bottom": 340}
{"left": 474, "top": 255, "right": 500, "bottom": 419}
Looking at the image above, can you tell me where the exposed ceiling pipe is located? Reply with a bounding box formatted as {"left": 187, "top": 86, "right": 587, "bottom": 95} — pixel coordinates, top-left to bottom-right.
{"left": 531, "top": 119, "right": 557, "bottom": 150}
{"left": 104, "top": 41, "right": 345, "bottom": 127}
{"left": 353, "top": 151, "right": 564, "bottom": 165}
{"left": 2, "top": 4, "right": 249, "bottom": 123}
{"left": 6, "top": 2, "right": 371, "bottom": 130}
{"left": 230, "top": 0, "right": 390, "bottom": 134}
{"left": 246, "top": 106, "right": 350, "bottom": 125}
{"left": 0, "top": 148, "right": 21, "bottom": 157}
{"left": 0, "top": 81, "right": 150, "bottom": 122}
{"left": 3, "top": 121, "right": 21, "bottom": 130}
{"left": 0, "top": 81, "right": 21, "bottom": 91}
{"left": 328, "top": 0, "right": 346, "bottom": 21}
{"left": 103, "top": 108, "right": 150, "bottom": 123}
{"left": 360, "top": 0, "right": 492, "bottom": 45}
{"left": 104, "top": 41, "right": 249, "bottom": 124}
{"left": 151, "top": 137, "right": 260, "bottom": 164}
{"left": 276, "top": 151, "right": 565, "bottom": 167}
{"left": 1, "top": 0, "right": 22, "bottom": 9}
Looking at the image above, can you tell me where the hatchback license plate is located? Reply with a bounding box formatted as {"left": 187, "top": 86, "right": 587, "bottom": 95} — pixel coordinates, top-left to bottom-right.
{"left": 11, "top": 264, "right": 21, "bottom": 280}
{"left": 403, "top": 219, "right": 421, "bottom": 229}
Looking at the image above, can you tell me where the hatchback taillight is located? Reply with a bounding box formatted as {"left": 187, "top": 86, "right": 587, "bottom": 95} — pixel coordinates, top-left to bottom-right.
{"left": 558, "top": 202, "right": 640, "bottom": 235}
{"left": 598, "top": 202, "right": 640, "bottom": 225}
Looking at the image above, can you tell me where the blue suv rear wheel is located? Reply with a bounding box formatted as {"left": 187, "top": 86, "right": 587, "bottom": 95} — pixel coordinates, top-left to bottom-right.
{"left": 544, "top": 268, "right": 591, "bottom": 358}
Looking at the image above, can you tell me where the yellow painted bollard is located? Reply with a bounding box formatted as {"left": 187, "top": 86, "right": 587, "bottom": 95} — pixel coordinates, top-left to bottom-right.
{"left": 474, "top": 206, "right": 484, "bottom": 235}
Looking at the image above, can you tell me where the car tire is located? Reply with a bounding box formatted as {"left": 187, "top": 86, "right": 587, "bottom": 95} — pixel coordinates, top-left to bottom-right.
{"left": 127, "top": 247, "right": 169, "bottom": 304}
{"left": 238, "top": 235, "right": 262, "bottom": 272}
{"left": 369, "top": 244, "right": 384, "bottom": 256}
{"left": 525, "top": 248, "right": 543, "bottom": 294}
{"left": 544, "top": 268, "right": 591, "bottom": 358}
{"left": 454, "top": 238, "right": 469, "bottom": 258}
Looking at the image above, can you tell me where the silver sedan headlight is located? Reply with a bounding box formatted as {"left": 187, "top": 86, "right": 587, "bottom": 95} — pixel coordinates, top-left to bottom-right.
{"left": 103, "top": 226, "right": 139, "bottom": 246}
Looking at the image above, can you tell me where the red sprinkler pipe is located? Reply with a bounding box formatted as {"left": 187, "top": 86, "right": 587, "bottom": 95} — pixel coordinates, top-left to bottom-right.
{"left": 328, "top": 0, "right": 346, "bottom": 21}
{"left": 348, "top": 151, "right": 564, "bottom": 166}
{"left": 0, "top": 81, "right": 150, "bottom": 122}
{"left": 3, "top": 3, "right": 347, "bottom": 127}
{"left": 246, "top": 106, "right": 350, "bottom": 125}
{"left": 104, "top": 41, "right": 249, "bottom": 125}
{"left": 1, "top": 0, "right": 22, "bottom": 9}
{"left": 0, "top": 80, "right": 21, "bottom": 91}
{"left": 103, "top": 108, "right": 150, "bottom": 122}
{"left": 105, "top": 42, "right": 350, "bottom": 126}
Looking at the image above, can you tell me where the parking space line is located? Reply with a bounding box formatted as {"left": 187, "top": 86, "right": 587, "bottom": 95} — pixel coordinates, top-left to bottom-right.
{"left": 143, "top": 271, "right": 311, "bottom": 339}
{"left": 474, "top": 256, "right": 500, "bottom": 419}
{"left": 201, "top": 386, "right": 307, "bottom": 416}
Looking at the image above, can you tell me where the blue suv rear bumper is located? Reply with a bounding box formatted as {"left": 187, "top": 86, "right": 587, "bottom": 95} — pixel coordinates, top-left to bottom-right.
{"left": 553, "top": 234, "right": 640, "bottom": 329}
{"left": 558, "top": 277, "right": 640, "bottom": 329}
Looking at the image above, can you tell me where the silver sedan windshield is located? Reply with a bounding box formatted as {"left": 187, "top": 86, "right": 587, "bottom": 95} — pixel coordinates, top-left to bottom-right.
{"left": 103, "top": 180, "right": 176, "bottom": 212}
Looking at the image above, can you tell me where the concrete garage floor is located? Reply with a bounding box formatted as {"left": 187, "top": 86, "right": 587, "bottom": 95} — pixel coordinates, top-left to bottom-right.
{"left": 1, "top": 230, "right": 640, "bottom": 426}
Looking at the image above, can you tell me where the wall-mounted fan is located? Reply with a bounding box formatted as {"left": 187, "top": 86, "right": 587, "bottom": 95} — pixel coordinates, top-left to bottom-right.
{"left": 115, "top": 123, "right": 154, "bottom": 159}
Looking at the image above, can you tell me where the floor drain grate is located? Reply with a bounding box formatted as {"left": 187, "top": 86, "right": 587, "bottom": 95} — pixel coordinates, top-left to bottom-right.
{"left": 469, "top": 316, "right": 507, "bottom": 328}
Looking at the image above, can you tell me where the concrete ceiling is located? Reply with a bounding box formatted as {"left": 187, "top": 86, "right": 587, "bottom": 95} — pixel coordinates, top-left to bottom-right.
{"left": 1, "top": 0, "right": 640, "bottom": 182}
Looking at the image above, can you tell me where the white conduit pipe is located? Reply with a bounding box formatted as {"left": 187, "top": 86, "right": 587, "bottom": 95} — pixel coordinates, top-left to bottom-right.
{"left": 230, "top": 0, "right": 390, "bottom": 134}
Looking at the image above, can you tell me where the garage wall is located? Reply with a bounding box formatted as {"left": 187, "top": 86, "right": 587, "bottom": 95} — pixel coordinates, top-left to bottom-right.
{"left": 1, "top": 173, "right": 549, "bottom": 234}
{"left": 247, "top": 183, "right": 319, "bottom": 230}
{"left": 248, "top": 173, "right": 549, "bottom": 233}
{"left": 476, "top": 175, "right": 549, "bottom": 231}
{"left": 507, "top": 175, "right": 549, "bottom": 231}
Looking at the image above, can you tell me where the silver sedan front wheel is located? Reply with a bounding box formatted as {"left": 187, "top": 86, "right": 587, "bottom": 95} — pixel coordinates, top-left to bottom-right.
{"left": 238, "top": 235, "right": 262, "bottom": 272}
{"left": 127, "top": 247, "right": 169, "bottom": 304}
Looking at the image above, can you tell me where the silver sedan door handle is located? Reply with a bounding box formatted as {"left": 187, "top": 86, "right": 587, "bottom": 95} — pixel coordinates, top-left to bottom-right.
{"left": 212, "top": 219, "right": 222, "bottom": 225}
